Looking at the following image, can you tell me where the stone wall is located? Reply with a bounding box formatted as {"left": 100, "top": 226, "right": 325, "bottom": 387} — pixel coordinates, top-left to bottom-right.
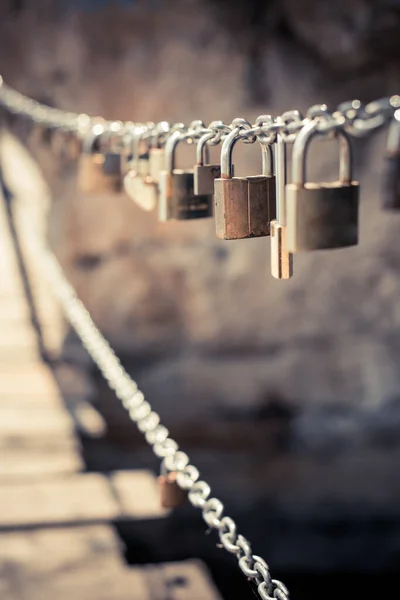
{"left": 2, "top": 0, "right": 400, "bottom": 570}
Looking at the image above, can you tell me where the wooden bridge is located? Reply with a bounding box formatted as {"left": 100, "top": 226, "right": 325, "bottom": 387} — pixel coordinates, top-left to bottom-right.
{"left": 0, "top": 138, "right": 222, "bottom": 599}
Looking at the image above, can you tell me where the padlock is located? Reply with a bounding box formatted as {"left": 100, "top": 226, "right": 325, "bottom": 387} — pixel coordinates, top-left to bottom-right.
{"left": 286, "top": 120, "right": 359, "bottom": 252}
{"left": 381, "top": 110, "right": 400, "bottom": 210}
{"left": 270, "top": 132, "right": 293, "bottom": 279}
{"left": 214, "top": 127, "right": 276, "bottom": 240}
{"left": 194, "top": 132, "right": 221, "bottom": 197}
{"left": 123, "top": 126, "right": 158, "bottom": 211}
{"left": 77, "top": 127, "right": 122, "bottom": 194}
{"left": 159, "top": 130, "right": 213, "bottom": 221}
{"left": 158, "top": 465, "right": 187, "bottom": 509}
{"left": 146, "top": 121, "right": 170, "bottom": 184}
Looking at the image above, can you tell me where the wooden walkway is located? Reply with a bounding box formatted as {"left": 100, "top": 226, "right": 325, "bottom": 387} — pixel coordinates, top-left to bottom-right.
{"left": 0, "top": 155, "right": 221, "bottom": 599}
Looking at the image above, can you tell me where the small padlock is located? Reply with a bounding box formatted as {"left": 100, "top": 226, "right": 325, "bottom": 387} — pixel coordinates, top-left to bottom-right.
{"left": 158, "top": 464, "right": 187, "bottom": 509}
{"left": 270, "top": 132, "right": 293, "bottom": 279}
{"left": 286, "top": 120, "right": 359, "bottom": 252}
{"left": 159, "top": 130, "right": 213, "bottom": 222}
{"left": 77, "top": 127, "right": 122, "bottom": 194}
{"left": 381, "top": 110, "right": 400, "bottom": 210}
{"left": 194, "top": 132, "right": 221, "bottom": 197}
{"left": 123, "top": 126, "right": 158, "bottom": 211}
{"left": 214, "top": 127, "right": 276, "bottom": 239}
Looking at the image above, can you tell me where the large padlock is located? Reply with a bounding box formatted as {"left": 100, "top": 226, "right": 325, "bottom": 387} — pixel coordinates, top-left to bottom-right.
{"left": 214, "top": 127, "right": 276, "bottom": 239}
{"left": 123, "top": 126, "right": 158, "bottom": 211}
{"left": 159, "top": 130, "right": 213, "bottom": 222}
{"left": 77, "top": 128, "right": 122, "bottom": 194}
{"left": 194, "top": 131, "right": 220, "bottom": 197}
{"left": 158, "top": 467, "right": 187, "bottom": 509}
{"left": 286, "top": 120, "right": 359, "bottom": 251}
{"left": 381, "top": 111, "right": 400, "bottom": 210}
{"left": 270, "top": 132, "right": 293, "bottom": 279}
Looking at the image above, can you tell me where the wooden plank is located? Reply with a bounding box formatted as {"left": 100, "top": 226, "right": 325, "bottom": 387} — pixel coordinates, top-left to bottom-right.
{"left": 0, "top": 364, "right": 61, "bottom": 400}
{"left": 0, "top": 408, "right": 75, "bottom": 444}
{"left": 0, "top": 525, "right": 222, "bottom": 600}
{"left": 0, "top": 474, "right": 120, "bottom": 529}
{"left": 0, "top": 471, "right": 167, "bottom": 529}
{"left": 0, "top": 447, "right": 83, "bottom": 479}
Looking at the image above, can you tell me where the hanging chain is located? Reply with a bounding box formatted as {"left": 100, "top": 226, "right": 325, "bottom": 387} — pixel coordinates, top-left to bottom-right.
{"left": 0, "top": 76, "right": 399, "bottom": 149}
{"left": 13, "top": 178, "right": 287, "bottom": 600}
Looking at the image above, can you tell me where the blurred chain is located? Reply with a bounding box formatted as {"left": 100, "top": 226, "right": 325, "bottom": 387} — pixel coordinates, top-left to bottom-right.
{"left": 15, "top": 178, "right": 288, "bottom": 600}
{"left": 0, "top": 77, "right": 398, "bottom": 151}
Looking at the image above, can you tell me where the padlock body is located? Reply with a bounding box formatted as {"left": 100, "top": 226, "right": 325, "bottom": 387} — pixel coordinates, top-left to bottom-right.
{"left": 158, "top": 473, "right": 187, "bottom": 509}
{"left": 286, "top": 182, "right": 359, "bottom": 251}
{"left": 381, "top": 155, "right": 400, "bottom": 210}
{"left": 149, "top": 148, "right": 165, "bottom": 184}
{"left": 194, "top": 164, "right": 221, "bottom": 196}
{"left": 124, "top": 170, "right": 157, "bottom": 211}
{"left": 170, "top": 170, "right": 212, "bottom": 220}
{"left": 78, "top": 152, "right": 122, "bottom": 194}
{"left": 214, "top": 175, "right": 275, "bottom": 240}
{"left": 270, "top": 220, "right": 293, "bottom": 279}
{"left": 247, "top": 175, "right": 276, "bottom": 237}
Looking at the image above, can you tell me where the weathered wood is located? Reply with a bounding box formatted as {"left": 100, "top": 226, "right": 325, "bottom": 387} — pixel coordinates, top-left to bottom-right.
{"left": 0, "top": 471, "right": 167, "bottom": 529}
{"left": 0, "top": 526, "right": 222, "bottom": 600}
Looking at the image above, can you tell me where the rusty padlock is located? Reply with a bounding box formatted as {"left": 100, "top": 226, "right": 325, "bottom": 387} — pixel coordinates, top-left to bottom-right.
{"left": 194, "top": 131, "right": 221, "bottom": 198}
{"left": 159, "top": 130, "right": 213, "bottom": 222}
{"left": 286, "top": 120, "right": 359, "bottom": 251}
{"left": 158, "top": 464, "right": 187, "bottom": 509}
{"left": 382, "top": 109, "right": 400, "bottom": 210}
{"left": 77, "top": 125, "right": 123, "bottom": 194}
{"left": 124, "top": 125, "right": 158, "bottom": 211}
{"left": 214, "top": 127, "right": 276, "bottom": 239}
{"left": 270, "top": 132, "right": 293, "bottom": 279}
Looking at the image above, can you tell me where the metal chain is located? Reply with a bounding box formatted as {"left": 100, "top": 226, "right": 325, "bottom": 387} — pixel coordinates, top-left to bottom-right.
{"left": 15, "top": 187, "right": 288, "bottom": 600}
{"left": 0, "top": 76, "right": 399, "bottom": 151}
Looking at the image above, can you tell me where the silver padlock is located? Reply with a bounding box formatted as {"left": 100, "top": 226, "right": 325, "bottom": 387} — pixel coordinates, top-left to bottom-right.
{"left": 286, "top": 120, "right": 359, "bottom": 251}
{"left": 123, "top": 125, "right": 158, "bottom": 211}
{"left": 77, "top": 126, "right": 123, "bottom": 194}
{"left": 382, "top": 109, "right": 400, "bottom": 210}
{"left": 270, "top": 132, "right": 293, "bottom": 279}
{"left": 194, "top": 132, "right": 220, "bottom": 198}
{"left": 159, "top": 130, "right": 213, "bottom": 222}
{"left": 214, "top": 127, "right": 276, "bottom": 239}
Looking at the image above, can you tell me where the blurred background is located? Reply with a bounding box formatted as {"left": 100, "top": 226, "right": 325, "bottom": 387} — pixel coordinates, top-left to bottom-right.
{"left": 1, "top": 0, "right": 400, "bottom": 599}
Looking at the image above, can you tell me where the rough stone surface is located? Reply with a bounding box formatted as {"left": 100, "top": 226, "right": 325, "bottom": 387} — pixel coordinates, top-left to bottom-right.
{"left": 1, "top": 0, "right": 400, "bottom": 571}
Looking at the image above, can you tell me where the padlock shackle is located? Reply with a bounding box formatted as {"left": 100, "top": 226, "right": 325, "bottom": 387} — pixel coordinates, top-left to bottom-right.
{"left": 220, "top": 127, "right": 240, "bottom": 178}
{"left": 196, "top": 132, "right": 213, "bottom": 166}
{"left": 387, "top": 111, "right": 400, "bottom": 156}
{"left": 131, "top": 125, "right": 148, "bottom": 173}
{"left": 275, "top": 132, "right": 287, "bottom": 225}
{"left": 82, "top": 125, "right": 104, "bottom": 155}
{"left": 261, "top": 143, "right": 274, "bottom": 177}
{"left": 164, "top": 130, "right": 183, "bottom": 174}
{"left": 292, "top": 119, "right": 353, "bottom": 186}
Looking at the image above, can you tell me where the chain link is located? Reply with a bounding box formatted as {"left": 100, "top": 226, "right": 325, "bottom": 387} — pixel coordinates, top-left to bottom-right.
{"left": 0, "top": 76, "right": 396, "bottom": 151}
{"left": 14, "top": 187, "right": 289, "bottom": 600}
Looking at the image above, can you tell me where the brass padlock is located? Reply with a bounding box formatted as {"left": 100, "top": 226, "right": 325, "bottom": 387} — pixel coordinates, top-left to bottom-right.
{"left": 159, "top": 130, "right": 213, "bottom": 222}
{"left": 123, "top": 126, "right": 158, "bottom": 211}
{"left": 214, "top": 127, "right": 276, "bottom": 240}
{"left": 158, "top": 468, "right": 187, "bottom": 509}
{"left": 148, "top": 121, "right": 170, "bottom": 184}
{"left": 194, "top": 132, "right": 220, "bottom": 198}
{"left": 286, "top": 120, "right": 359, "bottom": 252}
{"left": 77, "top": 127, "right": 122, "bottom": 194}
{"left": 270, "top": 132, "right": 293, "bottom": 279}
{"left": 382, "top": 111, "right": 400, "bottom": 210}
